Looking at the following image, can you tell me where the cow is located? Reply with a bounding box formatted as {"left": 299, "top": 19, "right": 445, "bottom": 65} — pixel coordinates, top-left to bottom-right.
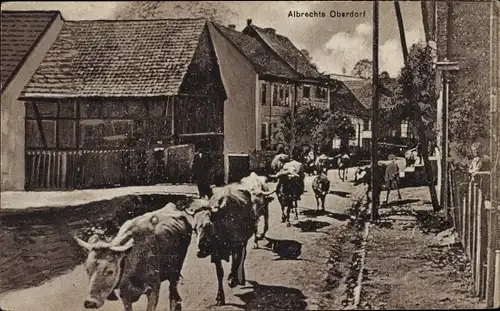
{"left": 270, "top": 153, "right": 290, "bottom": 174}
{"left": 239, "top": 172, "right": 276, "bottom": 248}
{"left": 185, "top": 186, "right": 256, "bottom": 306}
{"left": 74, "top": 203, "right": 192, "bottom": 311}
{"left": 270, "top": 170, "right": 302, "bottom": 227}
{"left": 312, "top": 169, "right": 330, "bottom": 211}
{"left": 336, "top": 152, "right": 351, "bottom": 182}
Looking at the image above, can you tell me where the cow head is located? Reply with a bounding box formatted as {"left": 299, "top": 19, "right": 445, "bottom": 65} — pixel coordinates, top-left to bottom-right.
{"left": 185, "top": 200, "right": 216, "bottom": 258}
{"left": 74, "top": 234, "right": 134, "bottom": 309}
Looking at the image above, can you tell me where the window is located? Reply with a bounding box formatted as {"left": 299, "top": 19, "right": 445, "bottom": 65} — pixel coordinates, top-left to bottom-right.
{"left": 362, "top": 118, "right": 371, "bottom": 131}
{"left": 272, "top": 84, "right": 278, "bottom": 106}
{"left": 316, "top": 87, "right": 327, "bottom": 99}
{"left": 302, "top": 86, "right": 311, "bottom": 99}
{"left": 261, "top": 84, "right": 267, "bottom": 105}
{"left": 401, "top": 120, "right": 409, "bottom": 138}
{"left": 285, "top": 89, "right": 291, "bottom": 106}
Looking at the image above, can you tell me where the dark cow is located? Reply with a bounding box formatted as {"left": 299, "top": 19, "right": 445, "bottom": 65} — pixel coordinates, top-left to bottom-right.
{"left": 312, "top": 170, "right": 330, "bottom": 211}
{"left": 185, "top": 186, "right": 256, "bottom": 306}
{"left": 74, "top": 203, "right": 192, "bottom": 311}
{"left": 337, "top": 153, "right": 351, "bottom": 182}
{"left": 239, "top": 172, "right": 276, "bottom": 248}
{"left": 271, "top": 170, "right": 302, "bottom": 227}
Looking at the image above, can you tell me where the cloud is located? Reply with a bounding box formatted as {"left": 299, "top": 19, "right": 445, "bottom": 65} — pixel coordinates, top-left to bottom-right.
{"left": 311, "top": 22, "right": 425, "bottom": 77}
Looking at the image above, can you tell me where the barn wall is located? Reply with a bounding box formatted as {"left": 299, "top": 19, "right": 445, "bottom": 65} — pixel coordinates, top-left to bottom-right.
{"left": 25, "top": 98, "right": 176, "bottom": 150}
{"left": 1, "top": 15, "right": 63, "bottom": 191}
{"left": 209, "top": 23, "right": 258, "bottom": 182}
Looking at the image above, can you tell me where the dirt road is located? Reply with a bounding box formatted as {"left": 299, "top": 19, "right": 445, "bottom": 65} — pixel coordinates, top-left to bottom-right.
{"left": 0, "top": 169, "right": 357, "bottom": 311}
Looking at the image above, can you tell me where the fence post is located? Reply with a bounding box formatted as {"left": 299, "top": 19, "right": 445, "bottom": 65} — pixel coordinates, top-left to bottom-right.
{"left": 486, "top": 203, "right": 497, "bottom": 307}
{"left": 475, "top": 188, "right": 484, "bottom": 297}
{"left": 495, "top": 250, "right": 500, "bottom": 308}
{"left": 471, "top": 184, "right": 477, "bottom": 283}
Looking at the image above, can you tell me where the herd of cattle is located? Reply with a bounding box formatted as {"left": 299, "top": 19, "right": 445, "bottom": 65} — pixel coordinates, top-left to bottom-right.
{"left": 73, "top": 146, "right": 391, "bottom": 311}
{"left": 72, "top": 159, "right": 350, "bottom": 311}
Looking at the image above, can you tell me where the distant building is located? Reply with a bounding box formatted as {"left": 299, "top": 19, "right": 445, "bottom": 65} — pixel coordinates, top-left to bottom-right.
{"left": 214, "top": 19, "right": 339, "bottom": 151}
{"left": 328, "top": 73, "right": 414, "bottom": 149}
{"left": 1, "top": 10, "right": 64, "bottom": 191}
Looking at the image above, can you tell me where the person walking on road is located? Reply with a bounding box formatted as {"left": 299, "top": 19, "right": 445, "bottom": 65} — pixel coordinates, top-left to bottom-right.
{"left": 384, "top": 154, "right": 402, "bottom": 204}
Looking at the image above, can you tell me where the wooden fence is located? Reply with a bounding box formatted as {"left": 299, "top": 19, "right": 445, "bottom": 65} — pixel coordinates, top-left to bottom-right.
{"left": 25, "top": 144, "right": 195, "bottom": 190}
{"left": 449, "top": 167, "right": 499, "bottom": 308}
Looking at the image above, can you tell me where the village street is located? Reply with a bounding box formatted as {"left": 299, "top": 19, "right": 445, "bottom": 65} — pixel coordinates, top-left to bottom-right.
{"left": 0, "top": 169, "right": 359, "bottom": 311}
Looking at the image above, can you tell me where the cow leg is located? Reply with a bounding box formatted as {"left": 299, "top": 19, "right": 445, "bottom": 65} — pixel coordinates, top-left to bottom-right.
{"left": 321, "top": 195, "right": 326, "bottom": 211}
{"left": 214, "top": 261, "right": 225, "bottom": 306}
{"left": 294, "top": 200, "right": 299, "bottom": 219}
{"left": 228, "top": 246, "right": 243, "bottom": 288}
{"left": 315, "top": 195, "right": 320, "bottom": 210}
{"left": 237, "top": 246, "right": 247, "bottom": 286}
{"left": 120, "top": 292, "right": 133, "bottom": 311}
{"left": 145, "top": 283, "right": 160, "bottom": 311}
{"left": 257, "top": 206, "right": 269, "bottom": 241}
{"left": 286, "top": 202, "right": 292, "bottom": 227}
{"left": 169, "top": 280, "right": 182, "bottom": 311}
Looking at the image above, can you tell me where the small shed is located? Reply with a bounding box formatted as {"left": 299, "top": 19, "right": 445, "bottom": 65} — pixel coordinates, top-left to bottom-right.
{"left": 20, "top": 18, "right": 227, "bottom": 190}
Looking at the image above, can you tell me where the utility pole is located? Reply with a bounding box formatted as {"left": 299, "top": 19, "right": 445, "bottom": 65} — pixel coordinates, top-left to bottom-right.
{"left": 371, "top": 0, "right": 380, "bottom": 221}
{"left": 394, "top": 1, "right": 408, "bottom": 63}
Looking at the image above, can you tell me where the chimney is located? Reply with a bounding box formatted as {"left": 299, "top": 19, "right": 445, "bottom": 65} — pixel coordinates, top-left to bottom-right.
{"left": 247, "top": 19, "right": 252, "bottom": 25}
{"left": 265, "top": 28, "right": 276, "bottom": 35}
{"left": 228, "top": 24, "right": 236, "bottom": 29}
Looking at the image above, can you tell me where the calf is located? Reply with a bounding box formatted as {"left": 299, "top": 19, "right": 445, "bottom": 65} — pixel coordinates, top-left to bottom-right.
{"left": 312, "top": 171, "right": 330, "bottom": 211}
{"left": 74, "top": 203, "right": 192, "bottom": 311}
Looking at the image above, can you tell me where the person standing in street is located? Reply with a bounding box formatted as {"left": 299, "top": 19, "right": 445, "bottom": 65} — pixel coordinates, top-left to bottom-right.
{"left": 191, "top": 147, "right": 213, "bottom": 199}
{"left": 384, "top": 154, "right": 402, "bottom": 204}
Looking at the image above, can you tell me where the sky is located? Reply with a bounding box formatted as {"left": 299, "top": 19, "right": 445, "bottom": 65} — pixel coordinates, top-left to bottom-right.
{"left": 1, "top": 1, "right": 426, "bottom": 77}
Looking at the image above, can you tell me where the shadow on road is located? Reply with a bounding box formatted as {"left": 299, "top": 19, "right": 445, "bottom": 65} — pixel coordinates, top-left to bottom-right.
{"left": 292, "top": 219, "right": 331, "bottom": 232}
{"left": 381, "top": 199, "right": 420, "bottom": 208}
{"left": 300, "top": 209, "right": 350, "bottom": 221}
{"left": 262, "top": 237, "right": 302, "bottom": 260}
{"left": 329, "top": 190, "right": 351, "bottom": 198}
{"left": 235, "top": 280, "right": 308, "bottom": 310}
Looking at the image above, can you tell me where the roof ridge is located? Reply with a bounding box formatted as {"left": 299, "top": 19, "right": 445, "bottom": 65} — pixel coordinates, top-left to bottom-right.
{"left": 64, "top": 17, "right": 208, "bottom": 23}
{"left": 249, "top": 24, "right": 325, "bottom": 80}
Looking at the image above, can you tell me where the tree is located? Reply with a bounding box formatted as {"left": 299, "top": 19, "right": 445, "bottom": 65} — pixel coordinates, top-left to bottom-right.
{"left": 280, "top": 106, "right": 355, "bottom": 152}
{"left": 114, "top": 1, "right": 237, "bottom": 23}
{"left": 300, "top": 49, "right": 318, "bottom": 70}
{"left": 394, "top": 41, "right": 440, "bottom": 210}
{"left": 352, "top": 59, "right": 372, "bottom": 79}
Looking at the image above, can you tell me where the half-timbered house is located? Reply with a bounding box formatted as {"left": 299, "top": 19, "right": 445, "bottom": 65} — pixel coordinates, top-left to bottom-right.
{"left": 19, "top": 18, "right": 258, "bottom": 188}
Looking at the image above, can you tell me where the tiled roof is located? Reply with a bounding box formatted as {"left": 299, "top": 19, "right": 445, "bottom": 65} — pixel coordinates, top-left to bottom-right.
{"left": 212, "top": 23, "right": 299, "bottom": 80}
{"left": 342, "top": 78, "right": 396, "bottom": 111}
{"left": 1, "top": 10, "right": 60, "bottom": 91}
{"left": 246, "top": 24, "right": 325, "bottom": 80}
{"left": 22, "top": 18, "right": 208, "bottom": 98}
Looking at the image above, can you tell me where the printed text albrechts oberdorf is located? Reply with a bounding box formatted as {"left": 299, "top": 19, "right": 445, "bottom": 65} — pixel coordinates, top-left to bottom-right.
{"left": 288, "top": 10, "right": 367, "bottom": 18}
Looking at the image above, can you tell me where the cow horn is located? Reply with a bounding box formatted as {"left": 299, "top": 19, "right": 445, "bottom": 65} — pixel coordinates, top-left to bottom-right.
{"left": 262, "top": 190, "right": 276, "bottom": 196}
{"left": 184, "top": 205, "right": 210, "bottom": 216}
{"left": 74, "top": 236, "right": 93, "bottom": 251}
{"left": 110, "top": 238, "right": 135, "bottom": 252}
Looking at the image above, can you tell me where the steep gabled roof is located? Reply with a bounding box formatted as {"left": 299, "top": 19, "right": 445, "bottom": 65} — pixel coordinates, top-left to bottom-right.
{"left": 243, "top": 23, "right": 325, "bottom": 80}
{"left": 342, "top": 78, "right": 396, "bottom": 111}
{"left": 1, "top": 10, "right": 61, "bottom": 92}
{"left": 22, "top": 18, "right": 208, "bottom": 98}
{"left": 212, "top": 23, "right": 299, "bottom": 80}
